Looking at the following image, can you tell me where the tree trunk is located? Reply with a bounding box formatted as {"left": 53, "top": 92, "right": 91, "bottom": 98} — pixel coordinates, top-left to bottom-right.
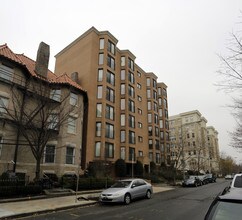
{"left": 35, "top": 157, "right": 41, "bottom": 181}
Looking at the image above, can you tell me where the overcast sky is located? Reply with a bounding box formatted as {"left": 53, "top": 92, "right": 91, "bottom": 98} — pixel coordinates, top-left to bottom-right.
{"left": 1, "top": 0, "right": 242, "bottom": 163}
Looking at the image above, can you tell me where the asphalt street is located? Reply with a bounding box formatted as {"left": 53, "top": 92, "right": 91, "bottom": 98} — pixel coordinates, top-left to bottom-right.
{"left": 17, "top": 179, "right": 230, "bottom": 220}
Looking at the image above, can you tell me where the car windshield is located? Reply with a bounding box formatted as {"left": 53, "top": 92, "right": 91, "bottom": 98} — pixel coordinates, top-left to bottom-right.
{"left": 234, "top": 176, "right": 242, "bottom": 188}
{"left": 208, "top": 201, "right": 242, "bottom": 220}
{"left": 111, "top": 181, "right": 132, "bottom": 188}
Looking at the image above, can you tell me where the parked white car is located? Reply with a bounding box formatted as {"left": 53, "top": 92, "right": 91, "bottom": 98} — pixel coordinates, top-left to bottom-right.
{"left": 99, "top": 178, "right": 153, "bottom": 205}
{"left": 230, "top": 173, "right": 242, "bottom": 188}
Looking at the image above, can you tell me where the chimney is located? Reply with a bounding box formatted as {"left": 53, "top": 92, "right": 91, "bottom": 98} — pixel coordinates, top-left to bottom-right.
{"left": 35, "top": 42, "right": 50, "bottom": 78}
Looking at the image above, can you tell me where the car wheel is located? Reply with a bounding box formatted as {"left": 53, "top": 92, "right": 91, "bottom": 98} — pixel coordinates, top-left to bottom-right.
{"left": 124, "top": 193, "right": 131, "bottom": 205}
{"left": 146, "top": 190, "right": 152, "bottom": 199}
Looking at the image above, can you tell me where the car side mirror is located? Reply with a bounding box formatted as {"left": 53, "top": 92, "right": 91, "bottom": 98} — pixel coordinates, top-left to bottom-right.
{"left": 131, "top": 184, "right": 136, "bottom": 188}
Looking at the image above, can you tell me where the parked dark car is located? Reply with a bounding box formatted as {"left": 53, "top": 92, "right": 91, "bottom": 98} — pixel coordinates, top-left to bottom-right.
{"left": 182, "top": 176, "right": 202, "bottom": 187}
{"left": 206, "top": 174, "right": 216, "bottom": 183}
{"left": 204, "top": 187, "right": 242, "bottom": 219}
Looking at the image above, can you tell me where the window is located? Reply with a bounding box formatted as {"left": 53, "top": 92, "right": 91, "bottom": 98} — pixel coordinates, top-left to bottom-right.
{"left": 128, "top": 58, "right": 134, "bottom": 71}
{"left": 99, "top": 38, "right": 104, "bottom": 49}
{"left": 106, "top": 87, "right": 115, "bottom": 102}
{"left": 129, "top": 115, "right": 135, "bottom": 128}
{"left": 153, "top": 79, "right": 157, "bottom": 88}
{"left": 108, "top": 40, "right": 115, "bottom": 54}
{"left": 120, "top": 99, "right": 125, "bottom": 110}
{"left": 66, "top": 146, "right": 75, "bottom": 164}
{"left": 147, "top": 101, "right": 151, "bottom": 110}
{"left": 107, "top": 71, "right": 115, "bottom": 86}
{"left": 121, "top": 84, "right": 125, "bottom": 95}
{"left": 97, "top": 86, "right": 103, "bottom": 99}
{"left": 129, "top": 147, "right": 135, "bottom": 161}
{"left": 148, "top": 126, "right": 152, "bottom": 136}
{"left": 149, "top": 139, "right": 153, "bottom": 149}
{"left": 50, "top": 89, "right": 61, "bottom": 102}
{"left": 44, "top": 145, "right": 55, "bottom": 163}
{"left": 149, "top": 153, "right": 153, "bottom": 161}
{"left": 121, "top": 147, "right": 125, "bottom": 160}
{"left": 128, "top": 85, "right": 135, "bottom": 98}
{"left": 129, "top": 131, "right": 135, "bottom": 144}
{"left": 137, "top": 83, "right": 141, "bottom": 89}
{"left": 95, "top": 142, "right": 101, "bottom": 157}
{"left": 155, "top": 140, "right": 159, "bottom": 150}
{"left": 138, "top": 108, "right": 142, "bottom": 115}
{"left": 139, "top": 151, "right": 143, "bottom": 157}
{"left": 120, "top": 130, "right": 125, "bottom": 143}
{"left": 107, "top": 55, "right": 115, "bottom": 70}
{"left": 148, "top": 114, "right": 152, "bottom": 123}
{"left": 147, "top": 89, "right": 151, "bottom": 98}
{"left": 128, "top": 72, "right": 135, "bottom": 84}
{"left": 164, "top": 99, "right": 167, "bottom": 108}
{"left": 153, "top": 90, "right": 157, "bottom": 99}
{"left": 156, "top": 153, "right": 160, "bottom": 164}
{"left": 96, "top": 122, "right": 101, "bottom": 136}
{"left": 154, "top": 102, "right": 157, "bottom": 112}
{"left": 121, "top": 114, "right": 125, "bottom": 126}
{"left": 105, "top": 123, "right": 114, "bottom": 139}
{"left": 105, "top": 142, "right": 114, "bottom": 158}
{"left": 70, "top": 93, "right": 78, "bottom": 106}
{"left": 0, "top": 96, "right": 8, "bottom": 114}
{"left": 159, "top": 119, "right": 163, "bottom": 128}
{"left": 138, "top": 122, "right": 142, "bottom": 128}
{"left": 154, "top": 114, "right": 158, "bottom": 124}
{"left": 158, "top": 87, "right": 162, "bottom": 95}
{"left": 138, "top": 136, "right": 143, "bottom": 142}
{"left": 138, "top": 96, "right": 142, "bottom": 102}
{"left": 48, "top": 114, "right": 59, "bottom": 130}
{"left": 158, "top": 98, "right": 162, "bottom": 106}
{"left": 68, "top": 117, "right": 76, "bottom": 133}
{"left": 146, "top": 78, "right": 151, "bottom": 86}
{"left": 96, "top": 103, "right": 102, "bottom": 117}
{"left": 121, "top": 56, "right": 125, "bottom": 66}
{"left": 128, "top": 99, "right": 135, "bottom": 113}
{"left": 106, "top": 105, "right": 114, "bottom": 120}
{"left": 155, "top": 127, "right": 159, "bottom": 137}
{"left": 137, "top": 72, "right": 141, "bottom": 77}
{"left": 98, "top": 69, "right": 103, "bottom": 82}
{"left": 99, "top": 53, "right": 104, "bottom": 65}
{"left": 0, "top": 64, "right": 13, "bottom": 81}
{"left": 121, "top": 70, "right": 125, "bottom": 80}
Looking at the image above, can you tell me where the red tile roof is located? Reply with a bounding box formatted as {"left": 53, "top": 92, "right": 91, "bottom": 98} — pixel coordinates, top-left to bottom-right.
{"left": 0, "top": 44, "right": 86, "bottom": 93}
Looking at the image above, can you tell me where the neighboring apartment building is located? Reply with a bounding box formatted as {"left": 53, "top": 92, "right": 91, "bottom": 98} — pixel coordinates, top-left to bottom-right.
{"left": 0, "top": 43, "right": 87, "bottom": 180}
{"left": 169, "top": 110, "right": 220, "bottom": 173}
{"left": 54, "top": 27, "right": 170, "bottom": 174}
{"left": 207, "top": 126, "right": 220, "bottom": 172}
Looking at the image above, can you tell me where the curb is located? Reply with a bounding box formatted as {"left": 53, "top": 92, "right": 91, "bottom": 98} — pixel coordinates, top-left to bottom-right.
{"left": 2, "top": 200, "right": 98, "bottom": 220}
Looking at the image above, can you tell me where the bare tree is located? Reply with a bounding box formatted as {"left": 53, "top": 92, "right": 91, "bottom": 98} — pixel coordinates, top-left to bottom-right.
{"left": 217, "top": 30, "right": 242, "bottom": 149}
{"left": 1, "top": 76, "right": 77, "bottom": 181}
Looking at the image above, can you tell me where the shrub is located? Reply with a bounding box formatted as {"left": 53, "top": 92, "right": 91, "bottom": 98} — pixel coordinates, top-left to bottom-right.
{"left": 115, "top": 159, "right": 126, "bottom": 177}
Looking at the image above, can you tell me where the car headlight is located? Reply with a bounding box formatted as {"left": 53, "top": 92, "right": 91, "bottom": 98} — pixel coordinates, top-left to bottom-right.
{"left": 113, "top": 193, "right": 121, "bottom": 196}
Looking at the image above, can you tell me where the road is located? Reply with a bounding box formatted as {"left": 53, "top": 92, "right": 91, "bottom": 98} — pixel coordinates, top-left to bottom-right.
{"left": 19, "top": 179, "right": 230, "bottom": 220}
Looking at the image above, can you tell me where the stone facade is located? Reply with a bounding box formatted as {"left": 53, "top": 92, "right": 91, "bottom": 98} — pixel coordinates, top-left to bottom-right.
{"left": 0, "top": 43, "right": 87, "bottom": 180}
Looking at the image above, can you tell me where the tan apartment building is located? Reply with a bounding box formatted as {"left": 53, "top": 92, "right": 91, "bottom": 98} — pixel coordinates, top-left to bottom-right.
{"left": 55, "top": 27, "right": 170, "bottom": 175}
{"left": 0, "top": 43, "right": 87, "bottom": 180}
{"left": 207, "top": 126, "right": 220, "bottom": 172}
{"left": 169, "top": 110, "right": 219, "bottom": 174}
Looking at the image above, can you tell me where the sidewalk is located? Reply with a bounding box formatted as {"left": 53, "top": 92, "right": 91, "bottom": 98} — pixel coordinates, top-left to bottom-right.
{"left": 0, "top": 185, "right": 174, "bottom": 219}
